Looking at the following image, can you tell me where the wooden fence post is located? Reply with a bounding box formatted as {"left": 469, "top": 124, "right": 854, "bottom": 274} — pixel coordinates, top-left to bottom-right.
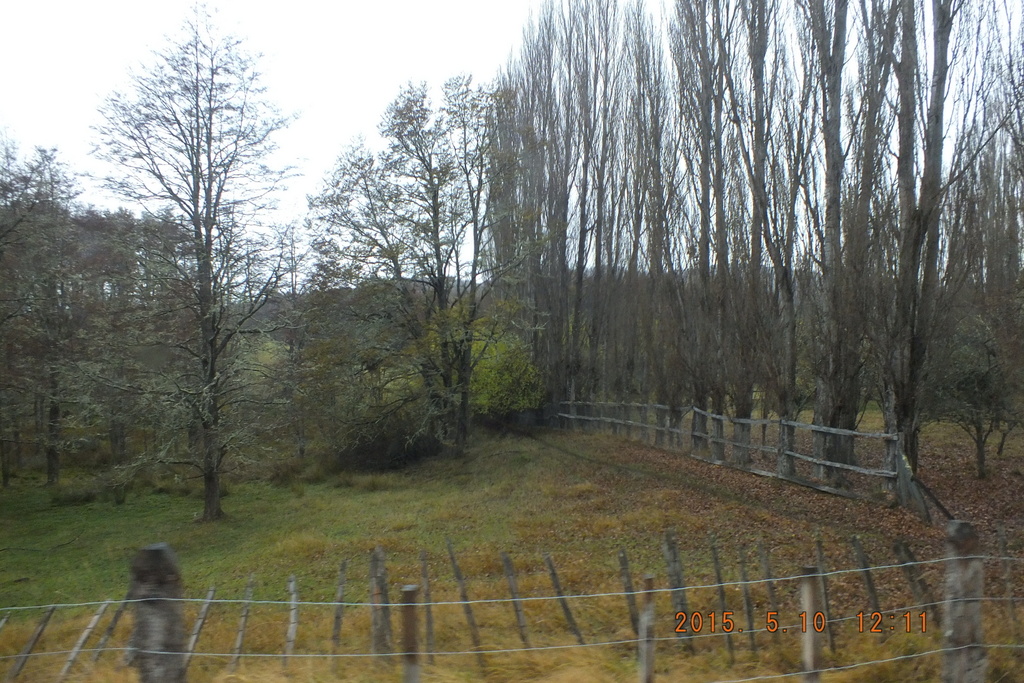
{"left": 545, "top": 553, "right": 585, "bottom": 645}
{"left": 850, "top": 536, "right": 882, "bottom": 627}
{"left": 4, "top": 607, "right": 56, "bottom": 682}
{"left": 501, "top": 551, "right": 531, "bottom": 648}
{"left": 710, "top": 414, "right": 726, "bottom": 462}
{"left": 738, "top": 547, "right": 757, "bottom": 652}
{"left": 777, "top": 420, "right": 795, "bottom": 478}
{"left": 758, "top": 540, "right": 782, "bottom": 650}
{"left": 402, "top": 585, "right": 420, "bottom": 683}
{"left": 732, "top": 418, "right": 751, "bottom": 467}
{"left": 638, "top": 575, "right": 655, "bottom": 683}
{"left": 691, "top": 407, "right": 705, "bottom": 451}
{"left": 639, "top": 404, "right": 649, "bottom": 444}
{"left": 655, "top": 406, "right": 665, "bottom": 447}
{"left": 892, "top": 539, "right": 940, "bottom": 629}
{"left": 447, "top": 539, "right": 485, "bottom": 672}
{"left": 330, "top": 562, "right": 347, "bottom": 673}
{"left": 370, "top": 547, "right": 392, "bottom": 655}
{"left": 92, "top": 592, "right": 130, "bottom": 663}
{"left": 419, "top": 551, "right": 435, "bottom": 664}
{"left": 57, "top": 601, "right": 108, "bottom": 682}
{"left": 661, "top": 529, "right": 693, "bottom": 652}
{"left": 813, "top": 538, "right": 836, "bottom": 653}
{"left": 283, "top": 575, "right": 298, "bottom": 669}
{"left": 619, "top": 549, "right": 640, "bottom": 636}
{"left": 800, "top": 566, "right": 822, "bottom": 683}
{"left": 996, "top": 524, "right": 1019, "bottom": 641}
{"left": 710, "top": 536, "right": 735, "bottom": 664}
{"left": 893, "top": 432, "right": 930, "bottom": 521}
{"left": 230, "top": 573, "right": 255, "bottom": 673}
{"left": 184, "top": 586, "right": 215, "bottom": 673}
{"left": 128, "top": 543, "right": 185, "bottom": 683}
{"left": 942, "top": 521, "right": 987, "bottom": 683}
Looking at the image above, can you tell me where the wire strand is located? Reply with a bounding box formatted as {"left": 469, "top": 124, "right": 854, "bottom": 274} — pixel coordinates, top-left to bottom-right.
{"left": 0, "top": 554, "right": 1013, "bottom": 612}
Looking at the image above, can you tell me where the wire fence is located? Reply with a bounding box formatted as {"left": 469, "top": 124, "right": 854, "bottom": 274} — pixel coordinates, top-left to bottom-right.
{"left": 2, "top": 554, "right": 1020, "bottom": 613}
{"left": 1, "top": 528, "right": 1020, "bottom": 683}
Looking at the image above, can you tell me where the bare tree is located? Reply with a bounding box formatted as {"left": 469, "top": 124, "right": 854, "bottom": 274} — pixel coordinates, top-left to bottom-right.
{"left": 312, "top": 78, "right": 517, "bottom": 451}
{"left": 882, "top": 0, "right": 998, "bottom": 471}
{"left": 96, "top": 12, "right": 288, "bottom": 520}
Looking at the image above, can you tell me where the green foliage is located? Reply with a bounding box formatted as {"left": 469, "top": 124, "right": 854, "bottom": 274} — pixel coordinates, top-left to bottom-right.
{"left": 470, "top": 337, "right": 544, "bottom": 418}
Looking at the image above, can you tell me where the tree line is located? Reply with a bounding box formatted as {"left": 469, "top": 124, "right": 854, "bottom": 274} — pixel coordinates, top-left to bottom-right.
{"left": 1, "top": 1, "right": 1023, "bottom": 520}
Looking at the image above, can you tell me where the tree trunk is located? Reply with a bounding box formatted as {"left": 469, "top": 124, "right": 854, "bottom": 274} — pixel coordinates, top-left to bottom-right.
{"left": 45, "top": 369, "right": 61, "bottom": 485}
{"left": 109, "top": 418, "right": 127, "bottom": 465}
{"left": 973, "top": 425, "right": 987, "bottom": 479}
{"left": 0, "top": 393, "right": 8, "bottom": 488}
{"left": 202, "top": 440, "right": 223, "bottom": 522}
{"left": 1, "top": 432, "right": 9, "bottom": 488}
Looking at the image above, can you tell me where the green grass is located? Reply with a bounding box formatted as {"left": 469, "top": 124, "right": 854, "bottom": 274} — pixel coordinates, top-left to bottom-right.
{"left": 0, "top": 427, "right": 1020, "bottom": 681}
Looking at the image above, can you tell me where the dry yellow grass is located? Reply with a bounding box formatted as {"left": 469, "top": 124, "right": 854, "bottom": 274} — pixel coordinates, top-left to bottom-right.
{"left": 2, "top": 427, "right": 1023, "bottom": 681}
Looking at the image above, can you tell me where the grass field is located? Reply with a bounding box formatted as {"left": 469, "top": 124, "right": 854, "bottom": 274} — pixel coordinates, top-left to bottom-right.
{"left": 0, "top": 425, "right": 1022, "bottom": 681}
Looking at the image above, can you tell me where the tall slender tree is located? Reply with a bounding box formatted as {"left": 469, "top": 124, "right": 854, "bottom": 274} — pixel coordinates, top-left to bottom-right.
{"left": 96, "top": 12, "right": 288, "bottom": 520}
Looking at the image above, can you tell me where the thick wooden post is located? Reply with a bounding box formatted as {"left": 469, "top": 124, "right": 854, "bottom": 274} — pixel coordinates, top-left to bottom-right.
{"left": 402, "top": 585, "right": 420, "bottom": 683}
{"left": 800, "top": 566, "right": 822, "bottom": 683}
{"left": 129, "top": 543, "right": 186, "bottom": 683}
{"left": 710, "top": 413, "right": 726, "bottom": 462}
{"left": 942, "top": 521, "right": 987, "bottom": 683}
{"left": 732, "top": 418, "right": 751, "bottom": 467}
{"left": 777, "top": 420, "right": 795, "bottom": 478}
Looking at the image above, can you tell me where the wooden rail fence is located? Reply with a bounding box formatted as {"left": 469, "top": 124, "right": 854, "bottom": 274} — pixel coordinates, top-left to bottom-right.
{"left": 556, "top": 401, "right": 932, "bottom": 520}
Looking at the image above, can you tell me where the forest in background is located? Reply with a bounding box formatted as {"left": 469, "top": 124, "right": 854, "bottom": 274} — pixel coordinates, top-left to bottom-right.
{"left": 2, "top": 0, "right": 1024, "bottom": 520}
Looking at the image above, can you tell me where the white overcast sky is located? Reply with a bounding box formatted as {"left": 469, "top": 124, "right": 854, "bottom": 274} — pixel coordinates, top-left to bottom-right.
{"left": 0, "top": 0, "right": 544, "bottom": 222}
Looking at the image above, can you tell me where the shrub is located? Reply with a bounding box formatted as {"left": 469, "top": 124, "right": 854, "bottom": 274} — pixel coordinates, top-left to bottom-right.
{"left": 50, "top": 483, "right": 100, "bottom": 507}
{"left": 470, "top": 338, "right": 544, "bottom": 419}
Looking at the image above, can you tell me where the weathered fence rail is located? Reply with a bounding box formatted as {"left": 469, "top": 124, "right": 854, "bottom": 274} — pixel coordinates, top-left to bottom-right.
{"left": 556, "top": 402, "right": 932, "bottom": 520}
{"left": 0, "top": 523, "right": 1017, "bottom": 682}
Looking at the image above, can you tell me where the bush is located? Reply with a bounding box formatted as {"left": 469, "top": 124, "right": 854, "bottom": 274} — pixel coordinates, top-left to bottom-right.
{"left": 312, "top": 409, "right": 444, "bottom": 473}
{"left": 470, "top": 338, "right": 544, "bottom": 419}
{"left": 50, "top": 483, "right": 99, "bottom": 507}
{"left": 333, "top": 423, "right": 443, "bottom": 472}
